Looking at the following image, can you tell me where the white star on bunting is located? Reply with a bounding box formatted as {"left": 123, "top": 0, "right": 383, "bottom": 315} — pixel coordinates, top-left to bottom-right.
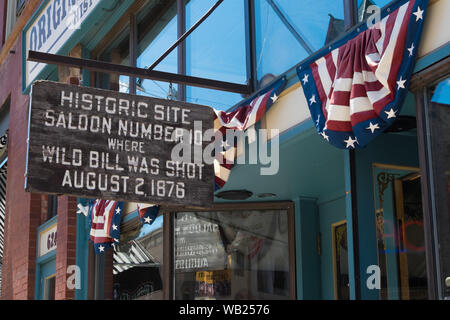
{"left": 413, "top": 6, "right": 424, "bottom": 21}
{"left": 302, "top": 74, "right": 309, "bottom": 85}
{"left": 344, "top": 136, "right": 358, "bottom": 149}
{"left": 99, "top": 245, "right": 105, "bottom": 253}
{"left": 397, "top": 76, "right": 406, "bottom": 90}
{"left": 320, "top": 131, "right": 329, "bottom": 141}
{"left": 144, "top": 216, "right": 152, "bottom": 224}
{"left": 271, "top": 94, "right": 279, "bottom": 103}
{"left": 115, "top": 207, "right": 121, "bottom": 215}
{"left": 366, "top": 122, "right": 380, "bottom": 134}
{"left": 112, "top": 224, "right": 118, "bottom": 231}
{"left": 385, "top": 108, "right": 397, "bottom": 119}
{"left": 407, "top": 43, "right": 415, "bottom": 57}
{"left": 309, "top": 94, "right": 316, "bottom": 105}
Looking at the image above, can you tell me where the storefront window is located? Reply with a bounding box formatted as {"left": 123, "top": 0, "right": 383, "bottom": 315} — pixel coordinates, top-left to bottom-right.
{"left": 113, "top": 213, "right": 164, "bottom": 300}
{"left": 136, "top": 2, "right": 178, "bottom": 100}
{"left": 425, "top": 82, "right": 450, "bottom": 299}
{"left": 185, "top": 0, "right": 247, "bottom": 110}
{"left": 373, "top": 165, "right": 428, "bottom": 299}
{"left": 174, "top": 209, "right": 292, "bottom": 300}
{"left": 255, "top": 1, "right": 344, "bottom": 83}
{"left": 44, "top": 275, "right": 56, "bottom": 300}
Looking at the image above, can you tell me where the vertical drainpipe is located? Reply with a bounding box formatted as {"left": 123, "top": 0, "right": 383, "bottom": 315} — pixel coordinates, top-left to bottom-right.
{"left": 245, "top": 0, "right": 257, "bottom": 93}
{"left": 345, "top": 149, "right": 361, "bottom": 300}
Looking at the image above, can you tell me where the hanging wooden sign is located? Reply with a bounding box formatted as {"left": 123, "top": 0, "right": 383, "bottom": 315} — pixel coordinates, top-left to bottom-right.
{"left": 25, "top": 81, "right": 215, "bottom": 207}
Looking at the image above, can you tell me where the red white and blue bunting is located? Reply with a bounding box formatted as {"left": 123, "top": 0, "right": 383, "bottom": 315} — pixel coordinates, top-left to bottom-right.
{"left": 78, "top": 199, "right": 160, "bottom": 254}
{"left": 297, "top": 0, "right": 428, "bottom": 149}
{"left": 214, "top": 77, "right": 286, "bottom": 190}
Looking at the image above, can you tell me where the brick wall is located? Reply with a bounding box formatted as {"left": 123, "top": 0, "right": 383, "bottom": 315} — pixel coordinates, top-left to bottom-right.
{"left": 0, "top": 31, "right": 40, "bottom": 299}
{"left": 0, "top": 16, "right": 80, "bottom": 301}
{"left": 55, "top": 196, "right": 77, "bottom": 300}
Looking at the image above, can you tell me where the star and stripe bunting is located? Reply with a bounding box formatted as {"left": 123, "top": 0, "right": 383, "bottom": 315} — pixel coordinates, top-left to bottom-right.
{"left": 136, "top": 203, "right": 160, "bottom": 225}
{"left": 80, "top": 199, "right": 160, "bottom": 254}
{"left": 79, "top": 78, "right": 288, "bottom": 251}
{"left": 88, "top": 199, "right": 124, "bottom": 254}
{"left": 213, "top": 77, "right": 286, "bottom": 190}
{"left": 297, "top": 0, "right": 428, "bottom": 149}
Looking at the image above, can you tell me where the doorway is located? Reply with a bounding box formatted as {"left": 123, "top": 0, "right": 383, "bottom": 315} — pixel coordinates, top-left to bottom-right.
{"left": 373, "top": 165, "right": 428, "bottom": 299}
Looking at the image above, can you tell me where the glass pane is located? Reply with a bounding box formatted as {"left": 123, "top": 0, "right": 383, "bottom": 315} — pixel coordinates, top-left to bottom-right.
{"left": 185, "top": 0, "right": 247, "bottom": 111}
{"left": 185, "top": 86, "right": 247, "bottom": 111}
{"left": 373, "top": 166, "right": 429, "bottom": 299}
{"left": 113, "top": 208, "right": 164, "bottom": 300}
{"left": 427, "top": 86, "right": 450, "bottom": 299}
{"left": 44, "top": 276, "right": 56, "bottom": 300}
{"left": 255, "top": 0, "right": 344, "bottom": 82}
{"left": 174, "top": 210, "right": 291, "bottom": 300}
{"left": 136, "top": 2, "right": 178, "bottom": 100}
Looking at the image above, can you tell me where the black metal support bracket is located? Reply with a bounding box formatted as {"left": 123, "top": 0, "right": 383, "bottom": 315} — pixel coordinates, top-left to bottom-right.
{"left": 266, "top": 0, "right": 314, "bottom": 55}
{"left": 148, "top": 0, "right": 224, "bottom": 71}
{"left": 27, "top": 50, "right": 251, "bottom": 95}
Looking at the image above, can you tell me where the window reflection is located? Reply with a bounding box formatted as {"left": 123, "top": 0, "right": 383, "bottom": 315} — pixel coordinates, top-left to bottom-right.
{"left": 373, "top": 166, "right": 428, "bottom": 299}
{"left": 113, "top": 213, "right": 164, "bottom": 300}
{"left": 136, "top": 2, "right": 178, "bottom": 100}
{"left": 255, "top": 0, "right": 344, "bottom": 82}
{"left": 174, "top": 210, "right": 291, "bottom": 300}
{"left": 185, "top": 0, "right": 247, "bottom": 110}
{"left": 426, "top": 84, "right": 450, "bottom": 299}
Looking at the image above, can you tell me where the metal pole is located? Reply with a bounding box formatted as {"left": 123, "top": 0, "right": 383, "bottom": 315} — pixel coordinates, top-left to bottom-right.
{"left": 148, "top": 0, "right": 224, "bottom": 71}
{"left": 94, "top": 253, "right": 103, "bottom": 300}
{"left": 350, "top": 149, "right": 361, "bottom": 299}
{"left": 245, "top": 0, "right": 257, "bottom": 93}
{"left": 28, "top": 50, "right": 251, "bottom": 95}
{"left": 129, "top": 13, "right": 137, "bottom": 95}
{"left": 265, "top": 0, "right": 314, "bottom": 55}
{"left": 177, "top": 0, "right": 186, "bottom": 101}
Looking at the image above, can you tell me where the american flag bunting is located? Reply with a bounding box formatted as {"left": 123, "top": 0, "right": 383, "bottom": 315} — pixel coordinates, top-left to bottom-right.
{"left": 89, "top": 199, "right": 124, "bottom": 254}
{"left": 297, "top": 0, "right": 428, "bottom": 149}
{"left": 136, "top": 203, "right": 160, "bottom": 225}
{"left": 214, "top": 77, "right": 286, "bottom": 190}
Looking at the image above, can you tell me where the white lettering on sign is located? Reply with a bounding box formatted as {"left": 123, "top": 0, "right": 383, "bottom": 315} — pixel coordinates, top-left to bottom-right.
{"left": 24, "top": 0, "right": 101, "bottom": 88}
{"left": 26, "top": 81, "right": 214, "bottom": 207}
{"left": 39, "top": 223, "right": 57, "bottom": 257}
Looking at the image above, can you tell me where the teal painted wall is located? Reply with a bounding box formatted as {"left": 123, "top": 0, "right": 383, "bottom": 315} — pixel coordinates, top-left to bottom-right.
{"left": 318, "top": 196, "right": 347, "bottom": 300}
{"left": 295, "top": 198, "right": 321, "bottom": 299}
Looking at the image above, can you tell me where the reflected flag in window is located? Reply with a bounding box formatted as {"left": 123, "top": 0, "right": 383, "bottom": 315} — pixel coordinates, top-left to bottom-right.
{"left": 136, "top": 203, "right": 160, "bottom": 225}
{"left": 297, "top": 0, "right": 428, "bottom": 149}
{"left": 89, "top": 199, "right": 124, "bottom": 254}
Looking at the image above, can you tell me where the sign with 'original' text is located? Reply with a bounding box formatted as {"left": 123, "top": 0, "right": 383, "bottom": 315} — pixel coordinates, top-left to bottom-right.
{"left": 24, "top": 0, "right": 102, "bottom": 90}
{"left": 25, "top": 81, "right": 215, "bottom": 207}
